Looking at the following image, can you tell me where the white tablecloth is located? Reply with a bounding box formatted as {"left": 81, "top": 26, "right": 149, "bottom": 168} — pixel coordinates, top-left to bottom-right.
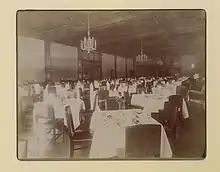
{"left": 32, "top": 98, "right": 85, "bottom": 157}
{"left": 89, "top": 109, "right": 172, "bottom": 158}
{"left": 64, "top": 98, "right": 85, "bottom": 129}
{"left": 131, "top": 94, "right": 168, "bottom": 111}
{"left": 90, "top": 90, "right": 97, "bottom": 111}
{"left": 33, "top": 98, "right": 85, "bottom": 132}
{"left": 131, "top": 93, "right": 189, "bottom": 119}
{"left": 33, "top": 84, "right": 41, "bottom": 95}
{"left": 128, "top": 85, "right": 137, "bottom": 95}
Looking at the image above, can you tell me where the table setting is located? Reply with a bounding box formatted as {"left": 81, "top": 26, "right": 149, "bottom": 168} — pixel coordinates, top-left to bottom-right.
{"left": 89, "top": 109, "right": 172, "bottom": 158}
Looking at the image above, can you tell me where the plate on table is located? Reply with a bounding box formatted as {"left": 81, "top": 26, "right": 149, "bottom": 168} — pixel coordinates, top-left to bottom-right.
{"left": 133, "top": 109, "right": 142, "bottom": 114}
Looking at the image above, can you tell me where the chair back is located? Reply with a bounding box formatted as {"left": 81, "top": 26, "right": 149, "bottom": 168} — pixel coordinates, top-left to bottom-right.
{"left": 146, "top": 86, "right": 153, "bottom": 94}
{"left": 189, "top": 90, "right": 205, "bottom": 101}
{"left": 100, "top": 81, "right": 107, "bottom": 87}
{"left": 123, "top": 91, "right": 131, "bottom": 108}
{"left": 35, "top": 103, "right": 55, "bottom": 124}
{"left": 79, "top": 88, "right": 83, "bottom": 98}
{"left": 125, "top": 124, "right": 161, "bottom": 158}
{"left": 105, "top": 97, "right": 119, "bottom": 110}
{"left": 82, "top": 90, "right": 90, "bottom": 98}
{"left": 178, "top": 86, "right": 189, "bottom": 103}
{"left": 160, "top": 101, "right": 177, "bottom": 121}
{"left": 169, "top": 95, "right": 183, "bottom": 109}
{"left": 176, "top": 86, "right": 181, "bottom": 95}
{"left": 98, "top": 90, "right": 109, "bottom": 101}
{"left": 83, "top": 83, "right": 90, "bottom": 90}
{"left": 47, "top": 86, "right": 57, "bottom": 95}
{"left": 65, "top": 106, "right": 75, "bottom": 136}
{"left": 20, "top": 96, "right": 34, "bottom": 111}
{"left": 136, "top": 85, "right": 143, "bottom": 94}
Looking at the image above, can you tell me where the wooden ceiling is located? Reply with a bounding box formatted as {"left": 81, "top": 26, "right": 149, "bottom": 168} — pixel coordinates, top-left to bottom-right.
{"left": 17, "top": 10, "right": 205, "bottom": 59}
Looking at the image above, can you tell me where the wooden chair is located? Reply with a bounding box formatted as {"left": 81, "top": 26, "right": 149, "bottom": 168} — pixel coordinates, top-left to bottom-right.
{"left": 160, "top": 100, "right": 182, "bottom": 142}
{"left": 179, "top": 86, "right": 189, "bottom": 103}
{"left": 169, "top": 94, "right": 183, "bottom": 110}
{"left": 98, "top": 90, "right": 109, "bottom": 110}
{"left": 79, "top": 88, "right": 83, "bottom": 98}
{"left": 65, "top": 106, "right": 92, "bottom": 158}
{"left": 136, "top": 85, "right": 145, "bottom": 94}
{"left": 82, "top": 84, "right": 90, "bottom": 99}
{"left": 21, "top": 96, "right": 34, "bottom": 131}
{"left": 125, "top": 124, "right": 161, "bottom": 158}
{"left": 100, "top": 81, "right": 107, "bottom": 87}
{"left": 105, "top": 97, "right": 119, "bottom": 110}
{"left": 81, "top": 98, "right": 90, "bottom": 111}
{"left": 123, "top": 91, "right": 131, "bottom": 109}
{"left": 151, "top": 112, "right": 160, "bottom": 122}
{"left": 47, "top": 86, "right": 57, "bottom": 95}
{"left": 98, "top": 90, "right": 109, "bottom": 100}
{"left": 146, "top": 86, "right": 153, "bottom": 94}
{"left": 35, "top": 104, "right": 64, "bottom": 144}
{"left": 81, "top": 85, "right": 90, "bottom": 110}
{"left": 83, "top": 83, "right": 90, "bottom": 90}
{"left": 189, "top": 90, "right": 205, "bottom": 102}
{"left": 176, "top": 85, "right": 182, "bottom": 95}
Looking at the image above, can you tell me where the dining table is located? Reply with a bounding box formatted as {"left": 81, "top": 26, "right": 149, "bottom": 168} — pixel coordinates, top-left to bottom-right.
{"left": 131, "top": 83, "right": 189, "bottom": 119}
{"left": 32, "top": 96, "right": 85, "bottom": 157}
{"left": 89, "top": 109, "right": 173, "bottom": 158}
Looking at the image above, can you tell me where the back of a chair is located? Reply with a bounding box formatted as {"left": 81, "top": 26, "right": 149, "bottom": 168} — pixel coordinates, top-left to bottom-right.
{"left": 179, "top": 86, "right": 189, "bottom": 103}
{"left": 65, "top": 106, "right": 75, "bottom": 136}
{"left": 146, "top": 86, "right": 153, "bottom": 94}
{"left": 160, "top": 101, "right": 177, "bottom": 122}
{"left": 123, "top": 91, "right": 131, "bottom": 107}
{"left": 105, "top": 97, "right": 119, "bottom": 110}
{"left": 169, "top": 95, "right": 183, "bottom": 109}
{"left": 100, "top": 81, "right": 107, "bottom": 87}
{"left": 82, "top": 97, "right": 90, "bottom": 110}
{"left": 136, "top": 85, "right": 143, "bottom": 94}
{"left": 98, "top": 90, "right": 109, "bottom": 101}
{"left": 125, "top": 124, "right": 161, "bottom": 158}
{"left": 176, "top": 86, "right": 181, "bottom": 95}
{"left": 20, "top": 95, "right": 34, "bottom": 109}
{"left": 83, "top": 83, "right": 90, "bottom": 90}
{"left": 189, "top": 90, "right": 205, "bottom": 101}
{"left": 35, "top": 103, "right": 55, "bottom": 124}
{"left": 79, "top": 88, "right": 83, "bottom": 98}
{"left": 47, "top": 86, "right": 57, "bottom": 95}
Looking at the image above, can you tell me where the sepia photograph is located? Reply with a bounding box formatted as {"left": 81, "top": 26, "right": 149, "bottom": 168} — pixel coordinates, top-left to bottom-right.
{"left": 16, "top": 10, "right": 206, "bottom": 160}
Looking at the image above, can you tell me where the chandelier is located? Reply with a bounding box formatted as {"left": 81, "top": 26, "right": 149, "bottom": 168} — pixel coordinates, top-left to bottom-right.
{"left": 136, "top": 39, "right": 148, "bottom": 63}
{"left": 156, "top": 59, "right": 163, "bottom": 65}
{"left": 80, "top": 12, "right": 97, "bottom": 53}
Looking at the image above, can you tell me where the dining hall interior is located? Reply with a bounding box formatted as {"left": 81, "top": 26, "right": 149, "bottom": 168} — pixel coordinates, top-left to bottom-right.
{"left": 17, "top": 10, "right": 206, "bottom": 159}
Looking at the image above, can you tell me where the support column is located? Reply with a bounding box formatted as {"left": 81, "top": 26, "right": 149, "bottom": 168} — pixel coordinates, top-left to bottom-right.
{"left": 114, "top": 55, "right": 117, "bottom": 79}
{"left": 133, "top": 58, "right": 136, "bottom": 78}
{"left": 100, "top": 52, "right": 103, "bottom": 80}
{"left": 125, "top": 58, "right": 128, "bottom": 78}
{"left": 44, "top": 41, "right": 51, "bottom": 82}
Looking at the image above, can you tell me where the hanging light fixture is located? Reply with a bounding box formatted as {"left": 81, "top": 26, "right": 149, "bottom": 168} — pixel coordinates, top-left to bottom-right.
{"left": 136, "top": 38, "right": 148, "bottom": 63}
{"left": 156, "top": 58, "right": 163, "bottom": 65}
{"left": 80, "top": 12, "right": 97, "bottom": 53}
